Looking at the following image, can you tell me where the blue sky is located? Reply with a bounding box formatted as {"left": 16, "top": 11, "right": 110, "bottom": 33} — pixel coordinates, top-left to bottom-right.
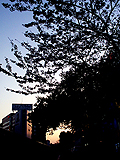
{"left": 0, "top": 1, "right": 37, "bottom": 123}
{"left": 0, "top": 1, "right": 67, "bottom": 144}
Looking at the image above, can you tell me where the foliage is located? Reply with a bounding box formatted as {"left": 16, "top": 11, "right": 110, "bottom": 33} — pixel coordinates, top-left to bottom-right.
{"left": 1, "top": 0, "right": 120, "bottom": 141}
{"left": 0, "top": 0, "right": 119, "bottom": 95}
{"left": 29, "top": 53, "right": 120, "bottom": 134}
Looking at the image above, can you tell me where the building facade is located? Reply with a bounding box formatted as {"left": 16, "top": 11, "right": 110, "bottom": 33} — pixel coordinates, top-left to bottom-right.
{"left": 2, "top": 110, "right": 32, "bottom": 139}
{"left": 2, "top": 113, "right": 15, "bottom": 131}
{"left": 14, "top": 110, "right": 32, "bottom": 138}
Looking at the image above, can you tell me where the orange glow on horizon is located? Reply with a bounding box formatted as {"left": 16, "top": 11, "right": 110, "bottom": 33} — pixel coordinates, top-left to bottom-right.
{"left": 46, "top": 128, "right": 71, "bottom": 144}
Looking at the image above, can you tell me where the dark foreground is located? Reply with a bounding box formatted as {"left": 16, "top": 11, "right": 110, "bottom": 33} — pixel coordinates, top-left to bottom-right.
{"left": 0, "top": 128, "right": 119, "bottom": 159}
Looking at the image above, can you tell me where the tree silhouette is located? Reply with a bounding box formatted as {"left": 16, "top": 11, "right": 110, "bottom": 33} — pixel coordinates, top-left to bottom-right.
{"left": 28, "top": 53, "right": 120, "bottom": 144}
{"left": 1, "top": 1, "right": 120, "bottom": 145}
{"left": 0, "top": 0, "right": 119, "bottom": 95}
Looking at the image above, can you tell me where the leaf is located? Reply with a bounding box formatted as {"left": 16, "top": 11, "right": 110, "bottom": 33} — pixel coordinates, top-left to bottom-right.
{"left": 2, "top": 3, "right": 11, "bottom": 8}
{"left": 10, "top": 59, "right": 16, "bottom": 63}
{"left": 23, "top": 22, "right": 36, "bottom": 28}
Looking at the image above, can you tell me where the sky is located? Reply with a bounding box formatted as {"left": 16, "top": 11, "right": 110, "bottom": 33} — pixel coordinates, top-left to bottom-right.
{"left": 46, "top": 127, "right": 71, "bottom": 144}
{"left": 0, "top": 0, "right": 67, "bottom": 144}
{"left": 0, "top": 0, "right": 37, "bottom": 123}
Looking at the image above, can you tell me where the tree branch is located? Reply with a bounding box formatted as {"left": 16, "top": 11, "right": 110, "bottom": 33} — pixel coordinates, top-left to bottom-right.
{"left": 107, "top": 0, "right": 119, "bottom": 22}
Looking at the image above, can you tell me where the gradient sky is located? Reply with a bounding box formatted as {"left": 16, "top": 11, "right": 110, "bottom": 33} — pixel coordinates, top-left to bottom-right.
{"left": 0, "top": 0, "right": 38, "bottom": 123}
{"left": 0, "top": 0, "right": 66, "bottom": 144}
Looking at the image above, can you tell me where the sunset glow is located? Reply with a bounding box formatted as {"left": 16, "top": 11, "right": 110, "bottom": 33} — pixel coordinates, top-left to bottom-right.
{"left": 46, "top": 128, "right": 72, "bottom": 144}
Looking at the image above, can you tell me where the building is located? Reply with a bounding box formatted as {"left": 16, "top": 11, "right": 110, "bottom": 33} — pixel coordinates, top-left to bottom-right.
{"left": 2, "top": 113, "right": 15, "bottom": 131}
{"left": 0, "top": 123, "right": 2, "bottom": 129}
{"left": 2, "top": 104, "right": 32, "bottom": 139}
{"left": 12, "top": 103, "right": 32, "bottom": 138}
{"left": 14, "top": 110, "right": 32, "bottom": 138}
